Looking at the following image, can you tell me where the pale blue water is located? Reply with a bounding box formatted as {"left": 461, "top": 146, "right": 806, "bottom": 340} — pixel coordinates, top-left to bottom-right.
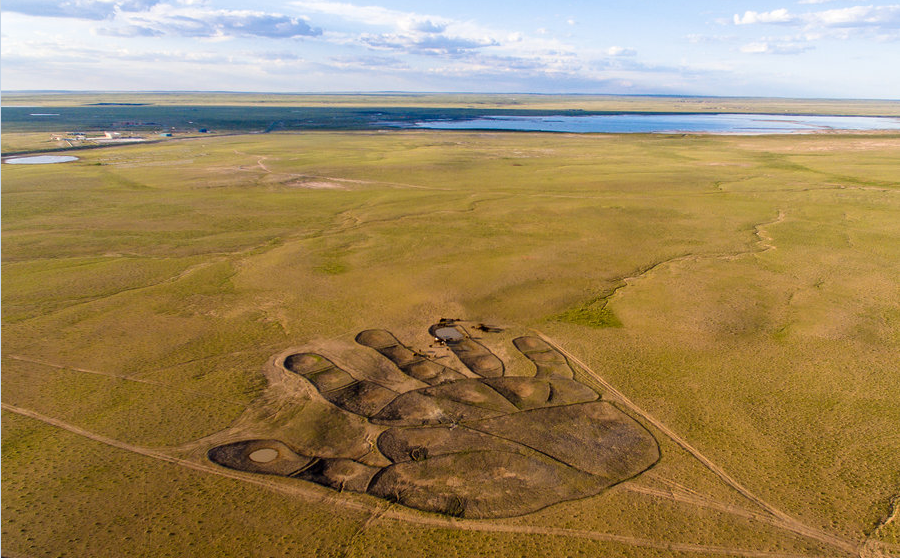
{"left": 399, "top": 114, "right": 900, "bottom": 134}
{"left": 4, "top": 155, "right": 79, "bottom": 164}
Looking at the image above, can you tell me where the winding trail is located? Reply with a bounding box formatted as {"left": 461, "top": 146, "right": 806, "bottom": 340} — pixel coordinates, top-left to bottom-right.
{"left": 610, "top": 209, "right": 786, "bottom": 301}
{"left": 754, "top": 210, "right": 786, "bottom": 252}
{"left": 574, "top": 209, "right": 789, "bottom": 321}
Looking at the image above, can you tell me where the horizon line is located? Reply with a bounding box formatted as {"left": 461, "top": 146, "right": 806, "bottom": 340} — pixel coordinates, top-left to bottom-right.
{"left": 2, "top": 90, "right": 900, "bottom": 102}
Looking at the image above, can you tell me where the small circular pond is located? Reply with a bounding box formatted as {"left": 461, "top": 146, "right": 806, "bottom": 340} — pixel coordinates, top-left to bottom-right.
{"left": 4, "top": 155, "right": 79, "bottom": 165}
{"left": 248, "top": 448, "right": 280, "bottom": 463}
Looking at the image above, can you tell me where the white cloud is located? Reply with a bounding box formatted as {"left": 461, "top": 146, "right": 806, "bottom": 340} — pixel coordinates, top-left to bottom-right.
{"left": 361, "top": 33, "right": 497, "bottom": 55}
{"left": 402, "top": 18, "right": 446, "bottom": 34}
{"left": 290, "top": 0, "right": 589, "bottom": 74}
{"left": 2, "top": 0, "right": 163, "bottom": 20}
{"left": 94, "top": 24, "right": 163, "bottom": 36}
{"left": 107, "top": 5, "right": 323, "bottom": 38}
{"left": 733, "top": 4, "right": 900, "bottom": 31}
{"left": 1, "top": 46, "right": 303, "bottom": 90}
{"left": 740, "top": 41, "right": 814, "bottom": 54}
{"left": 734, "top": 9, "right": 795, "bottom": 25}
{"left": 810, "top": 5, "right": 900, "bottom": 27}
{"left": 740, "top": 42, "right": 769, "bottom": 53}
{"left": 686, "top": 33, "right": 737, "bottom": 43}
{"left": 327, "top": 54, "right": 408, "bottom": 71}
{"left": 1, "top": 1, "right": 324, "bottom": 39}
{"left": 606, "top": 46, "right": 637, "bottom": 57}
{"left": 291, "top": 1, "right": 419, "bottom": 27}
{"left": 292, "top": 0, "right": 503, "bottom": 57}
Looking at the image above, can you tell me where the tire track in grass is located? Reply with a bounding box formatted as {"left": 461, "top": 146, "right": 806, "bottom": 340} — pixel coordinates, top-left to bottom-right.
{"left": 629, "top": 473, "right": 847, "bottom": 548}
{"left": 2, "top": 403, "right": 828, "bottom": 558}
{"left": 533, "top": 331, "right": 858, "bottom": 555}
{"left": 339, "top": 503, "right": 394, "bottom": 558}
{"left": 5, "top": 354, "right": 246, "bottom": 406}
{"left": 622, "top": 484, "right": 810, "bottom": 538}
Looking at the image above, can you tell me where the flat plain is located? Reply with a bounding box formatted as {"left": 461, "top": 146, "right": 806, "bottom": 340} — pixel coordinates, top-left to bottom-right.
{"left": 2, "top": 95, "right": 900, "bottom": 557}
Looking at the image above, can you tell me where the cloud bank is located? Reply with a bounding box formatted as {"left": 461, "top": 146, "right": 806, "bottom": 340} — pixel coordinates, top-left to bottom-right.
{"left": 108, "top": 7, "right": 322, "bottom": 38}
{"left": 734, "top": 9, "right": 795, "bottom": 25}
{"left": 4, "top": 0, "right": 322, "bottom": 38}
{"left": 733, "top": 4, "right": 900, "bottom": 31}
{"left": 3, "top": 0, "right": 163, "bottom": 20}
{"left": 2, "top": 0, "right": 897, "bottom": 97}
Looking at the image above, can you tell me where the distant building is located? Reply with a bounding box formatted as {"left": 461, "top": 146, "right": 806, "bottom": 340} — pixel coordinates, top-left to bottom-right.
{"left": 160, "top": 133, "right": 173, "bottom": 137}
{"left": 104, "top": 132, "right": 122, "bottom": 139}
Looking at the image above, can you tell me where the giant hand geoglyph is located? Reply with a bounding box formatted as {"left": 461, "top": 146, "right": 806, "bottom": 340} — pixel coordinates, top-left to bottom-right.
{"left": 209, "top": 320, "right": 659, "bottom": 519}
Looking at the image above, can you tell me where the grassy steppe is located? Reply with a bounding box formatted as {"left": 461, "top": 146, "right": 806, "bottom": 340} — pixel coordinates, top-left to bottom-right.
{"left": 3, "top": 129, "right": 899, "bottom": 557}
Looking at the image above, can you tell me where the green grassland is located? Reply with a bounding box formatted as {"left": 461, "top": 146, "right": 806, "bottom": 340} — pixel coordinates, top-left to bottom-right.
{"left": 3, "top": 125, "right": 900, "bottom": 557}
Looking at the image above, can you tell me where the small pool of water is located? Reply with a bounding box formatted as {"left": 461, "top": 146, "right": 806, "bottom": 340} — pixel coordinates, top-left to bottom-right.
{"left": 4, "top": 155, "right": 79, "bottom": 165}
{"left": 434, "top": 327, "right": 465, "bottom": 341}
{"left": 248, "top": 448, "right": 279, "bottom": 463}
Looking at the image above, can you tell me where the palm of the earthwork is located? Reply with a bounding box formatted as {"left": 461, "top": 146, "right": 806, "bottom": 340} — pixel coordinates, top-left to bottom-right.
{"left": 209, "top": 322, "right": 660, "bottom": 519}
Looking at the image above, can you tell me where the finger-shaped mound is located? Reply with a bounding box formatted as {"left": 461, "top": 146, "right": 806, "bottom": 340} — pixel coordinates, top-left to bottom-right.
{"left": 513, "top": 336, "right": 575, "bottom": 379}
{"left": 283, "top": 352, "right": 399, "bottom": 416}
{"left": 430, "top": 322, "right": 505, "bottom": 377}
{"left": 356, "top": 329, "right": 466, "bottom": 385}
{"left": 483, "top": 377, "right": 598, "bottom": 410}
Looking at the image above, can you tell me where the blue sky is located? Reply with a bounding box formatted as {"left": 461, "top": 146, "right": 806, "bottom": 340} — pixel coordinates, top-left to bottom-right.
{"left": 1, "top": 0, "right": 898, "bottom": 98}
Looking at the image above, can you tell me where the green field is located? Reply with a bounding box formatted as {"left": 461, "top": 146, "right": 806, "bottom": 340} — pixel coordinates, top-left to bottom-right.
{"left": 3, "top": 99, "right": 900, "bottom": 557}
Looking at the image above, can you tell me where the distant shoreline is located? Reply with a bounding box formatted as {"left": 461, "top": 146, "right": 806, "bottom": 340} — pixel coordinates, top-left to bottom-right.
{"left": 3, "top": 92, "right": 899, "bottom": 117}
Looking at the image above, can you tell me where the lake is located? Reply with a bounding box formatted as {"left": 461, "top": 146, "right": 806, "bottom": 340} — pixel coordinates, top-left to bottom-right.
{"left": 4, "top": 155, "right": 79, "bottom": 165}
{"left": 4, "top": 105, "right": 900, "bottom": 135}
{"left": 395, "top": 114, "right": 900, "bottom": 134}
